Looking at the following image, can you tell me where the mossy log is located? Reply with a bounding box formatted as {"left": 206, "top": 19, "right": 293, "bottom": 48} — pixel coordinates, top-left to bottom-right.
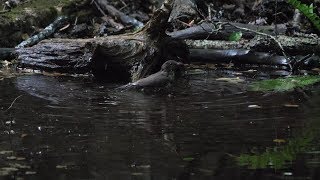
{"left": 185, "top": 35, "right": 320, "bottom": 55}
{"left": 17, "top": 0, "right": 187, "bottom": 82}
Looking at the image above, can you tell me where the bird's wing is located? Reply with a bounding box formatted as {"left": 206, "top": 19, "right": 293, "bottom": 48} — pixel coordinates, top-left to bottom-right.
{"left": 133, "top": 72, "right": 169, "bottom": 87}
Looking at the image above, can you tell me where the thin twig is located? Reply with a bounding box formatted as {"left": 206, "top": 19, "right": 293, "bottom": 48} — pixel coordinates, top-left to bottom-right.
{"left": 91, "top": 0, "right": 107, "bottom": 16}
{"left": 5, "top": 95, "right": 23, "bottom": 112}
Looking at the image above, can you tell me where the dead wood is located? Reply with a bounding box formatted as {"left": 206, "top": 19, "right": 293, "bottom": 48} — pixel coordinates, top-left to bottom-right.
{"left": 168, "top": 22, "right": 287, "bottom": 40}
{"left": 189, "top": 49, "right": 289, "bottom": 68}
{"left": 93, "top": 0, "right": 143, "bottom": 28}
{"left": 168, "top": 0, "right": 198, "bottom": 22}
{"left": 16, "top": 0, "right": 187, "bottom": 82}
{"left": 185, "top": 34, "right": 320, "bottom": 55}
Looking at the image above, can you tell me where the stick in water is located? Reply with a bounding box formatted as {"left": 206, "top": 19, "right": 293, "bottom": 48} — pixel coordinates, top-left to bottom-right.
{"left": 5, "top": 95, "right": 23, "bottom": 112}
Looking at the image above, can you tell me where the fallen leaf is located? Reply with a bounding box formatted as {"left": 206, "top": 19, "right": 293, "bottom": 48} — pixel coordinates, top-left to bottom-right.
{"left": 56, "top": 165, "right": 68, "bottom": 169}
{"left": 248, "top": 105, "right": 262, "bottom": 109}
{"left": 131, "top": 172, "right": 144, "bottom": 176}
{"left": 0, "top": 151, "right": 13, "bottom": 155}
{"left": 273, "top": 139, "right": 286, "bottom": 143}
{"left": 6, "top": 156, "right": 16, "bottom": 160}
{"left": 21, "top": 134, "right": 28, "bottom": 138}
{"left": 25, "top": 171, "right": 37, "bottom": 175}
{"left": 284, "top": 104, "right": 299, "bottom": 108}
{"left": 1, "top": 167, "right": 18, "bottom": 172}
{"left": 9, "top": 163, "right": 31, "bottom": 169}
{"left": 216, "top": 77, "right": 244, "bottom": 83}
{"left": 59, "top": 23, "right": 70, "bottom": 31}
{"left": 16, "top": 157, "right": 26, "bottom": 161}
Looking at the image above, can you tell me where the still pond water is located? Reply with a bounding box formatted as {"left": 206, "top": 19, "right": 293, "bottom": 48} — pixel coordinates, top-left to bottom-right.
{"left": 0, "top": 69, "right": 319, "bottom": 180}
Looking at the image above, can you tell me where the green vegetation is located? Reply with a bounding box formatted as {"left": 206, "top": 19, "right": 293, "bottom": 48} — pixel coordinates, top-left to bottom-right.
{"left": 249, "top": 75, "right": 320, "bottom": 92}
{"left": 287, "top": 0, "right": 320, "bottom": 30}
{"left": 228, "top": 32, "right": 242, "bottom": 42}
{"left": 0, "top": 0, "right": 69, "bottom": 20}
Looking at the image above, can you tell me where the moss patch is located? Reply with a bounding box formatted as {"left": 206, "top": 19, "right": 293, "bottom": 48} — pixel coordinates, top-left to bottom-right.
{"left": 0, "top": 0, "right": 83, "bottom": 47}
{"left": 249, "top": 75, "right": 320, "bottom": 92}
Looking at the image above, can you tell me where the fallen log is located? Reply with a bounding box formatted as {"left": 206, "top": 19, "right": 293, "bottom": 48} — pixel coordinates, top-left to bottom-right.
{"left": 185, "top": 34, "right": 320, "bottom": 55}
{"left": 168, "top": 22, "right": 287, "bottom": 40}
{"left": 16, "top": 16, "right": 68, "bottom": 48}
{"left": 189, "top": 49, "right": 290, "bottom": 69}
{"left": 17, "top": 0, "right": 188, "bottom": 82}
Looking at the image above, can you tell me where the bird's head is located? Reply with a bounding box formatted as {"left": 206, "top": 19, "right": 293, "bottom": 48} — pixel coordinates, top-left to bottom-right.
{"left": 161, "top": 60, "right": 185, "bottom": 78}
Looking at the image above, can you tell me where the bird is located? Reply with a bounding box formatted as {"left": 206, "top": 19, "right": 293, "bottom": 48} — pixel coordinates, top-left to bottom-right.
{"left": 119, "top": 60, "right": 184, "bottom": 89}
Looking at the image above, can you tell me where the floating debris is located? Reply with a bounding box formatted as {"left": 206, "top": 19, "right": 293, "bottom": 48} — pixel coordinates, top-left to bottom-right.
{"left": 6, "top": 156, "right": 17, "bottom": 160}
{"left": 25, "top": 171, "right": 37, "bottom": 175}
{"left": 56, "top": 165, "right": 68, "bottom": 169}
{"left": 216, "top": 77, "right": 245, "bottom": 83}
{"left": 0, "top": 151, "right": 13, "bottom": 155}
{"left": 284, "top": 104, "right": 299, "bottom": 108}
{"left": 248, "top": 105, "right": 262, "bottom": 109}
{"left": 131, "top": 172, "right": 144, "bottom": 176}
{"left": 273, "top": 139, "right": 286, "bottom": 143}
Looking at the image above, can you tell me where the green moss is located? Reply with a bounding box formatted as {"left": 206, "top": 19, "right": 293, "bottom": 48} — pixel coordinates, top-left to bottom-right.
{"left": 249, "top": 75, "right": 320, "bottom": 92}
{"left": 1, "top": 0, "right": 87, "bottom": 21}
{"left": 0, "top": 0, "right": 82, "bottom": 47}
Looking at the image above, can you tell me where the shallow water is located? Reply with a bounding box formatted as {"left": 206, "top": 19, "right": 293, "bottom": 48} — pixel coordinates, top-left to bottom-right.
{"left": 0, "top": 70, "right": 320, "bottom": 180}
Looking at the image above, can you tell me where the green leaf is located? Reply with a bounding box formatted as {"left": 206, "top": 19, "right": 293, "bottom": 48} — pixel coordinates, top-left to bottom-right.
{"left": 309, "top": 3, "right": 314, "bottom": 14}
{"left": 228, "top": 32, "right": 242, "bottom": 41}
{"left": 249, "top": 75, "right": 320, "bottom": 92}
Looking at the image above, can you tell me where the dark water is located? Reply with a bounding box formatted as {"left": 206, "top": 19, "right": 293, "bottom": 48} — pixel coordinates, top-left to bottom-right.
{"left": 0, "top": 70, "right": 320, "bottom": 180}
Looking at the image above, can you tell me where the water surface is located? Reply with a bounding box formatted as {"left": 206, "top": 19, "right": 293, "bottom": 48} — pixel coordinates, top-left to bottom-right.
{"left": 0, "top": 70, "right": 319, "bottom": 180}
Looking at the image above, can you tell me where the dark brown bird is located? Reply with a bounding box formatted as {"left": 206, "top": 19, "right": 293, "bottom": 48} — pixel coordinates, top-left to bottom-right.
{"left": 120, "top": 60, "right": 184, "bottom": 89}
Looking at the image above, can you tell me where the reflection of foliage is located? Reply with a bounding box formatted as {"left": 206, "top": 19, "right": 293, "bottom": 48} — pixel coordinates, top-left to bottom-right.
{"left": 287, "top": 0, "right": 320, "bottom": 30}
{"left": 250, "top": 75, "right": 320, "bottom": 92}
{"left": 237, "top": 130, "right": 315, "bottom": 169}
{"left": 238, "top": 109, "right": 320, "bottom": 170}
